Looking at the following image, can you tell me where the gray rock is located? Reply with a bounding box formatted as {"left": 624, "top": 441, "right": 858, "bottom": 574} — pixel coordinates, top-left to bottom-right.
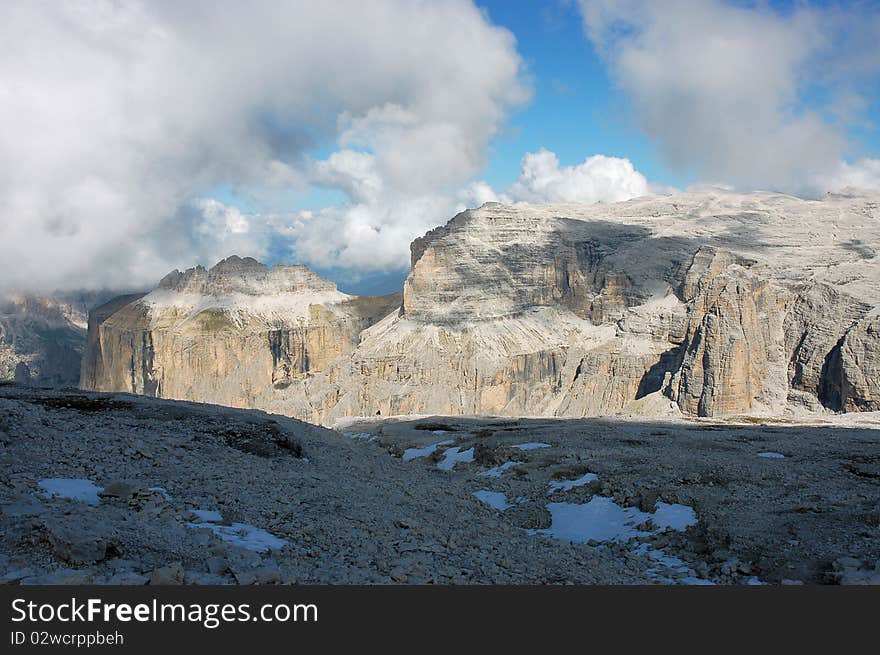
{"left": 0, "top": 568, "right": 33, "bottom": 585}
{"left": 205, "top": 557, "right": 228, "bottom": 575}
{"left": 45, "top": 521, "right": 111, "bottom": 565}
{"left": 79, "top": 191, "right": 880, "bottom": 423}
{"left": 22, "top": 568, "right": 95, "bottom": 585}
{"left": 836, "top": 570, "right": 880, "bottom": 585}
{"left": 105, "top": 572, "right": 149, "bottom": 585}
{"left": 833, "top": 556, "right": 863, "bottom": 571}
{"left": 99, "top": 481, "right": 142, "bottom": 499}
{"left": 150, "top": 562, "right": 184, "bottom": 585}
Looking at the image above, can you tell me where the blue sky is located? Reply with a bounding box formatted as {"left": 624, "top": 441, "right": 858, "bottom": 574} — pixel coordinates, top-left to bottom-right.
{"left": 477, "top": 0, "right": 880, "bottom": 191}
{"left": 476, "top": 0, "right": 686, "bottom": 189}
{"left": 316, "top": 0, "right": 880, "bottom": 293}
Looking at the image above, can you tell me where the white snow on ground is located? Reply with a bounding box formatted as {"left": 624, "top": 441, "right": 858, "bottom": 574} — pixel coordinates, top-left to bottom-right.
{"left": 646, "top": 547, "right": 691, "bottom": 574}
{"left": 512, "top": 442, "right": 551, "bottom": 451}
{"left": 402, "top": 439, "right": 454, "bottom": 461}
{"left": 479, "top": 461, "right": 522, "bottom": 477}
{"left": 344, "top": 432, "right": 379, "bottom": 442}
{"left": 437, "top": 447, "right": 475, "bottom": 471}
{"left": 190, "top": 509, "right": 223, "bottom": 522}
{"left": 188, "top": 521, "right": 287, "bottom": 553}
{"left": 432, "top": 430, "right": 449, "bottom": 435}
{"left": 143, "top": 288, "right": 349, "bottom": 326}
{"left": 187, "top": 507, "right": 285, "bottom": 553}
{"left": 636, "top": 545, "right": 715, "bottom": 584}
{"left": 651, "top": 502, "right": 698, "bottom": 531}
{"left": 38, "top": 479, "right": 103, "bottom": 505}
{"left": 757, "top": 452, "right": 786, "bottom": 459}
{"left": 548, "top": 472, "right": 599, "bottom": 494}
{"left": 533, "top": 497, "right": 651, "bottom": 543}
{"left": 148, "top": 486, "right": 172, "bottom": 500}
{"left": 533, "top": 497, "right": 698, "bottom": 544}
{"left": 473, "top": 490, "right": 511, "bottom": 511}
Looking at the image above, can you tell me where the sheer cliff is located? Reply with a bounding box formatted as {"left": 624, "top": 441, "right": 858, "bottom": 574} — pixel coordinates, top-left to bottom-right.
{"left": 80, "top": 256, "right": 401, "bottom": 423}
{"left": 81, "top": 190, "right": 880, "bottom": 423}
{"left": 1, "top": 291, "right": 119, "bottom": 386}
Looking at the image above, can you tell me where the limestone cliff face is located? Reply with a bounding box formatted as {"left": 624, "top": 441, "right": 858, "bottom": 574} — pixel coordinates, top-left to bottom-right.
{"left": 82, "top": 191, "right": 880, "bottom": 423}
{"left": 669, "top": 247, "right": 789, "bottom": 416}
{"left": 80, "top": 257, "right": 401, "bottom": 423}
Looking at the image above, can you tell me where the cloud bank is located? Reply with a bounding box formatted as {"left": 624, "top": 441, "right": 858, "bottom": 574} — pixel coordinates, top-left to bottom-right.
{"left": 281, "top": 147, "right": 651, "bottom": 275}
{"left": 0, "top": 0, "right": 528, "bottom": 291}
{"left": 4, "top": 1, "right": 877, "bottom": 292}
{"left": 577, "top": 0, "right": 880, "bottom": 195}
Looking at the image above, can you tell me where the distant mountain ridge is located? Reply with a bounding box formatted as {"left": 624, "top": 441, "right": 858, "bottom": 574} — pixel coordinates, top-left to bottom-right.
{"left": 0, "top": 290, "right": 122, "bottom": 386}
{"left": 80, "top": 190, "right": 880, "bottom": 424}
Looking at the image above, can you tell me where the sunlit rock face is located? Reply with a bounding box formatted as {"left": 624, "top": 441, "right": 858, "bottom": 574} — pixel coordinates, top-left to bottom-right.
{"left": 80, "top": 256, "right": 401, "bottom": 424}
{"left": 83, "top": 190, "right": 880, "bottom": 423}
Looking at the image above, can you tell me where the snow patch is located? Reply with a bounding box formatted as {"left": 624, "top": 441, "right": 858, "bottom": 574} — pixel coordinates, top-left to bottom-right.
{"left": 548, "top": 472, "right": 599, "bottom": 494}
{"left": 437, "top": 447, "right": 475, "bottom": 471}
{"left": 188, "top": 521, "right": 287, "bottom": 553}
{"left": 533, "top": 497, "right": 651, "bottom": 543}
{"left": 651, "top": 502, "right": 698, "bottom": 531}
{"left": 38, "top": 479, "right": 102, "bottom": 505}
{"left": 533, "top": 498, "right": 698, "bottom": 544}
{"left": 757, "top": 451, "right": 785, "bottom": 459}
{"left": 472, "top": 490, "right": 511, "bottom": 511}
{"left": 479, "top": 461, "right": 522, "bottom": 477}
{"left": 148, "top": 486, "right": 173, "bottom": 500}
{"left": 402, "top": 439, "right": 454, "bottom": 461}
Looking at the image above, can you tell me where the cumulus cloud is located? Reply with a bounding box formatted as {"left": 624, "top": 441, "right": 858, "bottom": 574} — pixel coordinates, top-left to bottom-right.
{"left": 506, "top": 149, "right": 648, "bottom": 203}
{"left": 0, "top": 0, "right": 527, "bottom": 292}
{"left": 820, "top": 159, "right": 880, "bottom": 193}
{"left": 286, "top": 149, "right": 653, "bottom": 271}
{"left": 269, "top": 147, "right": 653, "bottom": 274}
{"left": 577, "top": 0, "right": 880, "bottom": 195}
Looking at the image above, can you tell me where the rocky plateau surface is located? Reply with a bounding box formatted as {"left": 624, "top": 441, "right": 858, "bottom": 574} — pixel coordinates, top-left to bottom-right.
{"left": 1, "top": 384, "right": 877, "bottom": 585}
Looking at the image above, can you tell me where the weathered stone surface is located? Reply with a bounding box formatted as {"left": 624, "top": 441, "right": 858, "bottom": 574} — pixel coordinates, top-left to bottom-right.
{"left": 81, "top": 191, "right": 880, "bottom": 420}
{"left": 44, "top": 519, "right": 112, "bottom": 564}
{"left": 150, "top": 562, "right": 184, "bottom": 585}
{"left": 823, "top": 317, "right": 880, "bottom": 412}
{"left": 81, "top": 256, "right": 400, "bottom": 424}
{"left": 668, "top": 247, "right": 789, "bottom": 416}
{"left": 1, "top": 291, "right": 116, "bottom": 386}
{"left": 784, "top": 283, "right": 871, "bottom": 407}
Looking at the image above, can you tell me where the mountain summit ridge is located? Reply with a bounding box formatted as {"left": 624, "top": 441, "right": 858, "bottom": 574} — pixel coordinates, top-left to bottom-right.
{"left": 81, "top": 190, "right": 880, "bottom": 423}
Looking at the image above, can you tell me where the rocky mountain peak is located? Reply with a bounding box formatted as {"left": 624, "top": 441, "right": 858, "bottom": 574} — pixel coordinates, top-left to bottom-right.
{"left": 157, "top": 256, "right": 338, "bottom": 297}
{"left": 83, "top": 190, "right": 880, "bottom": 422}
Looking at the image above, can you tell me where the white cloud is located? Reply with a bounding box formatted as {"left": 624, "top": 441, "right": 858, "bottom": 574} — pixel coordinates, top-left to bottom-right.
{"left": 506, "top": 148, "right": 648, "bottom": 203}
{"left": 0, "top": 0, "right": 527, "bottom": 292}
{"left": 819, "top": 159, "right": 880, "bottom": 194}
{"left": 275, "top": 147, "right": 653, "bottom": 274}
{"left": 577, "top": 0, "right": 880, "bottom": 196}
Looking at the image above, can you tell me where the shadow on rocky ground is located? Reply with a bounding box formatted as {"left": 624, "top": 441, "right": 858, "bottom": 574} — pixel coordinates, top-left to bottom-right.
{"left": 1, "top": 384, "right": 878, "bottom": 585}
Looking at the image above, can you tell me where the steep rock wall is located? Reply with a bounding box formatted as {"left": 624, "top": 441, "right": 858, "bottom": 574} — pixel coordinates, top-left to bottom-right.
{"left": 82, "top": 191, "right": 880, "bottom": 423}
